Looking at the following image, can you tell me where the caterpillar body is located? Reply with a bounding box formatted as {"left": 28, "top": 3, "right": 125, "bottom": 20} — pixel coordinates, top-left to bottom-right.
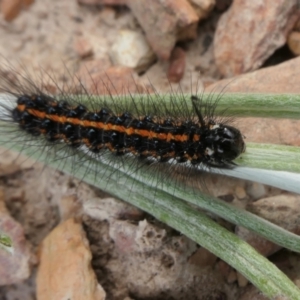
{"left": 10, "top": 93, "right": 245, "bottom": 168}
{"left": 0, "top": 66, "right": 246, "bottom": 196}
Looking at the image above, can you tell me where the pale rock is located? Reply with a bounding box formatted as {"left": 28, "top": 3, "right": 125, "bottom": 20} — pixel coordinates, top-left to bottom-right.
{"left": 58, "top": 195, "right": 82, "bottom": 221}
{"left": 246, "top": 182, "right": 266, "bottom": 200}
{"left": 83, "top": 197, "right": 144, "bottom": 222}
{"left": 235, "top": 186, "right": 247, "bottom": 200}
{"left": 107, "top": 219, "right": 222, "bottom": 299}
{"left": 0, "top": 189, "right": 31, "bottom": 285}
{"left": 188, "top": 0, "right": 215, "bottom": 19}
{"left": 110, "top": 30, "right": 156, "bottom": 73}
{"left": 109, "top": 220, "right": 138, "bottom": 254}
{"left": 127, "top": 0, "right": 199, "bottom": 60}
{"left": 83, "top": 197, "right": 121, "bottom": 221}
{"left": 36, "top": 218, "right": 106, "bottom": 300}
{"left": 0, "top": 163, "right": 21, "bottom": 177}
{"left": 84, "top": 204, "right": 227, "bottom": 298}
{"left": 206, "top": 56, "right": 300, "bottom": 93}
{"left": 236, "top": 194, "right": 300, "bottom": 256}
{"left": 287, "top": 31, "right": 300, "bottom": 56}
{"left": 214, "top": 0, "right": 299, "bottom": 77}
{"left": 248, "top": 194, "right": 300, "bottom": 234}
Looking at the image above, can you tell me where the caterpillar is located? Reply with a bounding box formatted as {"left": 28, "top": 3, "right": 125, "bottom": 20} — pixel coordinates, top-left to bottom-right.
{"left": 0, "top": 65, "right": 246, "bottom": 195}
{"left": 11, "top": 94, "right": 245, "bottom": 166}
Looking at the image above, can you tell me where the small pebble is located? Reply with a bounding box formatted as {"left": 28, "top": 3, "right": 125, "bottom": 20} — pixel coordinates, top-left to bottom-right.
{"left": 237, "top": 272, "right": 248, "bottom": 287}
{"left": 246, "top": 182, "right": 266, "bottom": 200}
{"left": 111, "top": 30, "right": 156, "bottom": 73}
{"left": 287, "top": 31, "right": 300, "bottom": 56}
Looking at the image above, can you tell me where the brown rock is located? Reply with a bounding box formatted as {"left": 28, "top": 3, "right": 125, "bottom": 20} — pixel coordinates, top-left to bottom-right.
{"left": 1, "top": 0, "right": 22, "bottom": 21}
{"left": 74, "top": 37, "right": 94, "bottom": 59}
{"left": 236, "top": 272, "right": 248, "bottom": 287}
{"left": 227, "top": 269, "right": 237, "bottom": 283}
{"left": 217, "top": 261, "right": 238, "bottom": 284}
{"left": 240, "top": 286, "right": 277, "bottom": 300}
{"left": 167, "top": 47, "right": 186, "bottom": 83}
{"left": 188, "top": 247, "right": 217, "bottom": 267}
{"left": 0, "top": 189, "right": 31, "bottom": 285}
{"left": 0, "top": 163, "right": 21, "bottom": 177}
{"left": 0, "top": 0, "right": 34, "bottom": 21}
{"left": 23, "top": 0, "right": 34, "bottom": 7}
{"left": 36, "top": 218, "right": 106, "bottom": 300}
{"left": 188, "top": 0, "right": 215, "bottom": 19}
{"left": 206, "top": 56, "right": 300, "bottom": 93}
{"left": 236, "top": 194, "right": 300, "bottom": 256}
{"left": 127, "top": 0, "right": 199, "bottom": 60}
{"left": 294, "top": 16, "right": 300, "bottom": 31}
{"left": 217, "top": 260, "right": 232, "bottom": 279}
{"left": 288, "top": 31, "right": 300, "bottom": 56}
{"left": 214, "top": 0, "right": 299, "bottom": 77}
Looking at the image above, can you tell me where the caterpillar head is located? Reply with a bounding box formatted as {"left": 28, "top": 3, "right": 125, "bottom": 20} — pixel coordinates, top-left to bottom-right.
{"left": 204, "top": 123, "right": 246, "bottom": 167}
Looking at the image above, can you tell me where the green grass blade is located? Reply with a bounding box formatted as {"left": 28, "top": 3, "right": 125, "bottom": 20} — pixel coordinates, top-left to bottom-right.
{"left": 0, "top": 232, "right": 13, "bottom": 253}
{"left": 239, "top": 143, "right": 300, "bottom": 172}
{"left": 210, "top": 93, "right": 300, "bottom": 118}
{"left": 99, "top": 93, "right": 300, "bottom": 119}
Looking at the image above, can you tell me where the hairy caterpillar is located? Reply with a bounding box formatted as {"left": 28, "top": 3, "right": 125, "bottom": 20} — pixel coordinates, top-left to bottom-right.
{"left": 0, "top": 64, "right": 245, "bottom": 197}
